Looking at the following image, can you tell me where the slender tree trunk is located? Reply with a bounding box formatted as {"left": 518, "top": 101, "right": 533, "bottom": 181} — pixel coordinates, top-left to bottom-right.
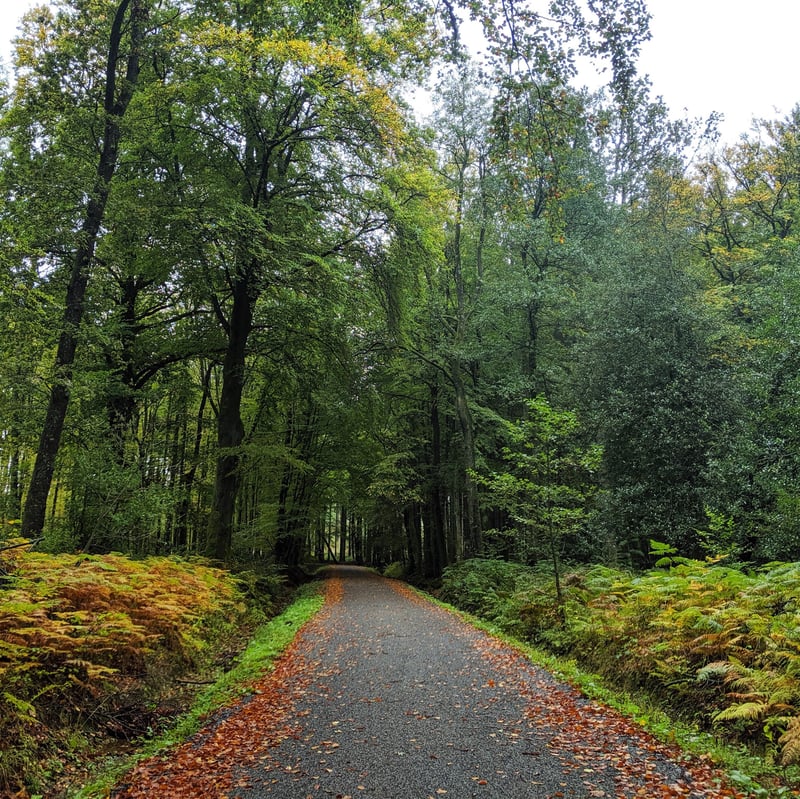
{"left": 206, "top": 277, "right": 254, "bottom": 560}
{"left": 275, "top": 405, "right": 300, "bottom": 567}
{"left": 405, "top": 502, "right": 422, "bottom": 576}
{"left": 6, "top": 448, "right": 22, "bottom": 522}
{"left": 339, "top": 505, "right": 347, "bottom": 562}
{"left": 49, "top": 476, "right": 60, "bottom": 522}
{"left": 107, "top": 277, "right": 140, "bottom": 464}
{"left": 22, "top": 0, "right": 146, "bottom": 536}
{"left": 525, "top": 300, "right": 539, "bottom": 381}
{"left": 450, "top": 361, "right": 481, "bottom": 556}
{"left": 276, "top": 463, "right": 294, "bottom": 562}
{"left": 175, "top": 363, "right": 212, "bottom": 550}
{"left": 426, "top": 383, "right": 447, "bottom": 577}
{"left": 443, "top": 154, "right": 482, "bottom": 559}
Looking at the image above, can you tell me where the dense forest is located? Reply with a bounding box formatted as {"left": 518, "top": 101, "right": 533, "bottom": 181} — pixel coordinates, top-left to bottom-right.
{"left": 2, "top": 0, "right": 799, "bottom": 578}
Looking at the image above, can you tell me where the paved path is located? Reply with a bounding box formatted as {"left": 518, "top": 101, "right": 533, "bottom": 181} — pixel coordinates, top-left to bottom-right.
{"left": 116, "top": 566, "right": 739, "bottom": 798}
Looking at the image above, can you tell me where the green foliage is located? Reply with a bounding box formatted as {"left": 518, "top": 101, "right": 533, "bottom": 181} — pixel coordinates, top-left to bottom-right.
{"left": 697, "top": 509, "right": 741, "bottom": 560}
{"left": 574, "top": 230, "right": 725, "bottom": 561}
{"left": 440, "top": 558, "right": 555, "bottom": 639}
{"left": 440, "top": 555, "right": 800, "bottom": 770}
{"left": 4, "top": 0, "right": 800, "bottom": 747}
{"left": 383, "top": 561, "right": 407, "bottom": 580}
{"left": 0, "top": 543, "right": 255, "bottom": 795}
{"left": 73, "top": 581, "right": 325, "bottom": 799}
{"left": 474, "top": 397, "right": 600, "bottom": 605}
{"left": 649, "top": 539, "right": 693, "bottom": 567}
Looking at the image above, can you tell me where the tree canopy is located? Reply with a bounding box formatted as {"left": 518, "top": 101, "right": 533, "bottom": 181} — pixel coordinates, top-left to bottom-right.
{"left": 2, "top": 0, "right": 800, "bottom": 576}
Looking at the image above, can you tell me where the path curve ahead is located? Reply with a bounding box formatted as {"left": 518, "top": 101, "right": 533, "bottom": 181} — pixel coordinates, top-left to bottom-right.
{"left": 115, "top": 566, "right": 741, "bottom": 798}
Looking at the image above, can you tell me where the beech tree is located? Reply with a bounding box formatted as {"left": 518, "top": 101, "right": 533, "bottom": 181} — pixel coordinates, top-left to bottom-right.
{"left": 154, "top": 1, "right": 441, "bottom": 560}
{"left": 13, "top": 0, "right": 796, "bottom": 572}
{"left": 4, "top": 0, "right": 150, "bottom": 536}
{"left": 694, "top": 109, "right": 800, "bottom": 559}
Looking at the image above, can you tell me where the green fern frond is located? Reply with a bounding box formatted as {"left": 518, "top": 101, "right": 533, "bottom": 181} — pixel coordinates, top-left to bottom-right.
{"left": 713, "top": 701, "right": 766, "bottom": 723}
{"left": 696, "top": 661, "right": 736, "bottom": 682}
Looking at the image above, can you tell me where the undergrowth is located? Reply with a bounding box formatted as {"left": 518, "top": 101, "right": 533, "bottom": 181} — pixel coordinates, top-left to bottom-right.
{"left": 437, "top": 556, "right": 800, "bottom": 794}
{"left": 0, "top": 540, "right": 283, "bottom": 797}
{"left": 72, "top": 582, "right": 325, "bottom": 798}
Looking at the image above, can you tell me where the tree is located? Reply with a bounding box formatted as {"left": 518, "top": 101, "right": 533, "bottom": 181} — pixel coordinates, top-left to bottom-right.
{"left": 3, "top": 0, "right": 743, "bottom": 579}
{"left": 575, "top": 172, "right": 725, "bottom": 562}
{"left": 154, "top": 1, "right": 441, "bottom": 560}
{"left": 693, "top": 109, "right": 800, "bottom": 559}
{"left": 8, "top": 0, "right": 149, "bottom": 536}
{"left": 430, "top": 69, "right": 493, "bottom": 558}
{"left": 475, "top": 396, "right": 600, "bottom": 608}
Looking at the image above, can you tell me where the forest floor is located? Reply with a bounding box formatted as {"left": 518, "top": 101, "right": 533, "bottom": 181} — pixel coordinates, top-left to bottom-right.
{"left": 110, "top": 566, "right": 745, "bottom": 798}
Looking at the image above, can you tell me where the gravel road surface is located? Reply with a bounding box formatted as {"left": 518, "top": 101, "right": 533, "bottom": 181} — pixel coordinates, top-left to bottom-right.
{"left": 115, "top": 566, "right": 740, "bottom": 798}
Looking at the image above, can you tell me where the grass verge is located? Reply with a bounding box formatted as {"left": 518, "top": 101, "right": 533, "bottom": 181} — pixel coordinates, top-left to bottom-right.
{"left": 70, "top": 582, "right": 326, "bottom": 799}
{"left": 412, "top": 586, "right": 798, "bottom": 799}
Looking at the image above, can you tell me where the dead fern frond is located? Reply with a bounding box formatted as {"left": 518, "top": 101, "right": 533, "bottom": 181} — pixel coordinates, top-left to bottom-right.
{"left": 779, "top": 717, "right": 800, "bottom": 766}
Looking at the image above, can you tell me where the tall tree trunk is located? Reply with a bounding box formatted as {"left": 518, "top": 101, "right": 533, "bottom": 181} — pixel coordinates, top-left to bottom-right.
{"left": 107, "top": 277, "right": 140, "bottom": 464}
{"left": 6, "top": 448, "right": 22, "bottom": 522}
{"left": 339, "top": 505, "right": 347, "bottom": 562}
{"left": 175, "top": 363, "right": 213, "bottom": 550}
{"left": 275, "top": 463, "right": 294, "bottom": 563}
{"left": 404, "top": 502, "right": 422, "bottom": 576}
{"left": 450, "top": 361, "right": 481, "bottom": 556}
{"left": 445, "top": 151, "right": 482, "bottom": 559}
{"left": 22, "top": 0, "right": 146, "bottom": 536}
{"left": 206, "top": 277, "right": 254, "bottom": 560}
{"left": 426, "top": 382, "right": 447, "bottom": 577}
{"left": 275, "top": 405, "right": 301, "bottom": 568}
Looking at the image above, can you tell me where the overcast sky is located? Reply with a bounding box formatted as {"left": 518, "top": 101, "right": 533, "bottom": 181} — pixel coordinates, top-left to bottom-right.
{"left": 0, "top": 0, "right": 798, "bottom": 144}
{"left": 636, "top": 0, "right": 799, "bottom": 141}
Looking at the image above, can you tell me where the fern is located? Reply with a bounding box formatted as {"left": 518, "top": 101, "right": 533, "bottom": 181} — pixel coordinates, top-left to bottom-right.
{"left": 0, "top": 546, "right": 249, "bottom": 795}
{"left": 696, "top": 660, "right": 737, "bottom": 682}
{"left": 714, "top": 701, "right": 770, "bottom": 723}
{"left": 441, "top": 554, "right": 800, "bottom": 765}
{"left": 779, "top": 717, "right": 800, "bottom": 766}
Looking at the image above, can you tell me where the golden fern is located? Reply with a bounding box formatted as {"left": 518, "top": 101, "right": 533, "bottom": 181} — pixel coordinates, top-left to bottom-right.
{"left": 1, "top": 546, "right": 246, "bottom": 775}
{"left": 779, "top": 717, "right": 800, "bottom": 766}
{"left": 713, "top": 701, "right": 769, "bottom": 723}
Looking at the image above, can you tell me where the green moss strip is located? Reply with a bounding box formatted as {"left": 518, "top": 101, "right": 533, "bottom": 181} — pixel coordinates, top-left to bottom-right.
{"left": 72, "top": 582, "right": 326, "bottom": 799}
{"left": 413, "top": 585, "right": 797, "bottom": 798}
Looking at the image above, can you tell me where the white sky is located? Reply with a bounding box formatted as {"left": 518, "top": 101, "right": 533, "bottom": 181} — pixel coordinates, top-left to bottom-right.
{"left": 636, "top": 0, "right": 800, "bottom": 141}
{"left": 0, "top": 0, "right": 798, "bottom": 144}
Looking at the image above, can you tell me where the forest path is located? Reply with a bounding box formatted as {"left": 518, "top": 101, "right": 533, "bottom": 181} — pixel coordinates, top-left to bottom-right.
{"left": 114, "top": 566, "right": 740, "bottom": 798}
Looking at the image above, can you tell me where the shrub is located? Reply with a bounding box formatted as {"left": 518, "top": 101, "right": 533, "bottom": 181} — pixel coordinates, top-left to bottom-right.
{"left": 383, "top": 561, "right": 407, "bottom": 580}
{"left": 0, "top": 542, "right": 249, "bottom": 794}
{"left": 438, "top": 555, "right": 800, "bottom": 766}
